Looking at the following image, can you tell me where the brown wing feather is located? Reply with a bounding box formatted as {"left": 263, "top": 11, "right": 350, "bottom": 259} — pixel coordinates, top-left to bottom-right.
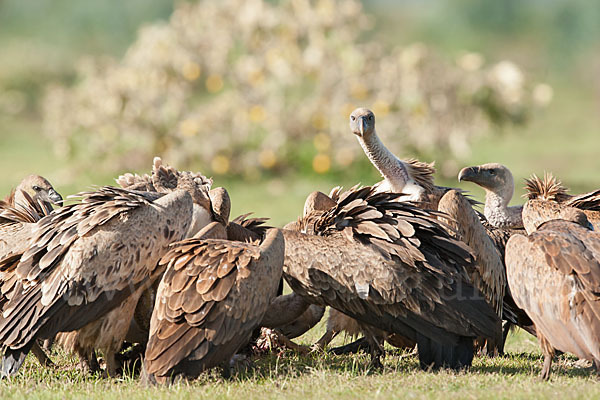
{"left": 0, "top": 187, "right": 193, "bottom": 350}
{"left": 437, "top": 190, "right": 505, "bottom": 316}
{"left": 231, "top": 213, "right": 270, "bottom": 237}
{"left": 115, "top": 172, "right": 155, "bottom": 191}
{"left": 284, "top": 186, "right": 500, "bottom": 348}
{"left": 145, "top": 229, "right": 283, "bottom": 381}
{"left": 506, "top": 222, "right": 600, "bottom": 363}
{"left": 283, "top": 230, "right": 499, "bottom": 346}
{"left": 566, "top": 189, "right": 600, "bottom": 211}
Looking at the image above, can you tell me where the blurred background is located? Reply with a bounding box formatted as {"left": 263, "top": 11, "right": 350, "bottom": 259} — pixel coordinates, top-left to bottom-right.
{"left": 0, "top": 0, "right": 598, "bottom": 225}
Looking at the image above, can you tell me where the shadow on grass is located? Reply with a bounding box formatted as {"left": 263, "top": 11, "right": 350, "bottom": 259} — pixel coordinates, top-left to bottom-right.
{"left": 232, "top": 348, "right": 599, "bottom": 383}
{"left": 2, "top": 346, "right": 597, "bottom": 387}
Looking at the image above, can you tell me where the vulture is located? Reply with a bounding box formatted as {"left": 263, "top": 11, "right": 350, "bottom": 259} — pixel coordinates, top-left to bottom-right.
{"left": 0, "top": 175, "right": 62, "bottom": 259}
{"left": 351, "top": 109, "right": 501, "bottom": 355}
{"left": 459, "top": 165, "right": 600, "bottom": 230}
{"left": 3, "top": 175, "right": 63, "bottom": 215}
{"left": 523, "top": 172, "right": 600, "bottom": 231}
{"left": 455, "top": 165, "right": 539, "bottom": 348}
{"left": 116, "top": 157, "right": 215, "bottom": 237}
{"left": 506, "top": 186, "right": 599, "bottom": 379}
{"left": 437, "top": 190, "right": 505, "bottom": 318}
{"left": 51, "top": 158, "right": 218, "bottom": 375}
{"left": 458, "top": 163, "right": 523, "bottom": 229}
{"left": 143, "top": 227, "right": 284, "bottom": 383}
{"left": 280, "top": 185, "right": 501, "bottom": 370}
{"left": 0, "top": 177, "right": 63, "bottom": 368}
{"left": 285, "top": 189, "right": 415, "bottom": 354}
{"left": 350, "top": 107, "right": 464, "bottom": 210}
{"left": 0, "top": 186, "right": 194, "bottom": 378}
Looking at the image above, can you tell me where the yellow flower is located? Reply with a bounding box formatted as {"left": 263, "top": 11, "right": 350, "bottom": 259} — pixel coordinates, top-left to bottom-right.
{"left": 350, "top": 82, "right": 368, "bottom": 100}
{"left": 249, "top": 105, "right": 266, "bottom": 123}
{"left": 340, "top": 103, "right": 356, "bottom": 118}
{"left": 179, "top": 118, "right": 199, "bottom": 137}
{"left": 312, "top": 153, "right": 331, "bottom": 174}
{"left": 372, "top": 99, "right": 390, "bottom": 117}
{"left": 182, "top": 62, "right": 201, "bottom": 81}
{"left": 211, "top": 155, "right": 230, "bottom": 174}
{"left": 249, "top": 70, "right": 264, "bottom": 87}
{"left": 311, "top": 112, "right": 328, "bottom": 130}
{"left": 313, "top": 132, "right": 330, "bottom": 152}
{"left": 206, "top": 74, "right": 224, "bottom": 93}
{"left": 258, "top": 149, "right": 277, "bottom": 169}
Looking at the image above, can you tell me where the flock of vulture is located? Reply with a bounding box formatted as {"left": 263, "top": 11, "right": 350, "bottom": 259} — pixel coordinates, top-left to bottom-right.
{"left": 0, "top": 107, "right": 599, "bottom": 384}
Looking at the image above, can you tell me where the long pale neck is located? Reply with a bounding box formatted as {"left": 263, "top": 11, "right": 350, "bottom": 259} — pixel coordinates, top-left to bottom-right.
{"left": 484, "top": 191, "right": 507, "bottom": 214}
{"left": 358, "top": 130, "right": 409, "bottom": 191}
{"left": 484, "top": 191, "right": 523, "bottom": 228}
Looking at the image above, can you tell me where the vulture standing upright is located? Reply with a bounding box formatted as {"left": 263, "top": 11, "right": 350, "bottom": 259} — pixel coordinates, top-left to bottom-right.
{"left": 457, "top": 164, "right": 542, "bottom": 341}
{"left": 458, "top": 163, "right": 524, "bottom": 229}
{"left": 506, "top": 180, "right": 599, "bottom": 379}
{"left": 0, "top": 186, "right": 194, "bottom": 378}
{"left": 350, "top": 108, "right": 500, "bottom": 354}
{"left": 280, "top": 185, "right": 501, "bottom": 370}
{"left": 349, "top": 107, "right": 464, "bottom": 210}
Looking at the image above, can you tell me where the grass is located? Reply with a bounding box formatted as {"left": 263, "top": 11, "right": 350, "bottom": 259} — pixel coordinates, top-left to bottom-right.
{"left": 0, "top": 326, "right": 598, "bottom": 399}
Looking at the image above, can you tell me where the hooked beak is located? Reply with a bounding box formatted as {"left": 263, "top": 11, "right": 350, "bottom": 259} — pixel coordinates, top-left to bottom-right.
{"left": 458, "top": 166, "right": 480, "bottom": 183}
{"left": 47, "top": 189, "right": 63, "bottom": 206}
{"left": 359, "top": 116, "right": 367, "bottom": 136}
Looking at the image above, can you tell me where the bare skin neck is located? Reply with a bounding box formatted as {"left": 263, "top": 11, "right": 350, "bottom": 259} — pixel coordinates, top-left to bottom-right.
{"left": 484, "top": 190, "right": 523, "bottom": 229}
{"left": 357, "top": 129, "right": 411, "bottom": 193}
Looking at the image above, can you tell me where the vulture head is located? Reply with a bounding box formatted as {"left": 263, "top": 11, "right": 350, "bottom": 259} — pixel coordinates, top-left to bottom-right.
{"left": 349, "top": 108, "right": 375, "bottom": 139}
{"left": 302, "top": 191, "right": 336, "bottom": 218}
{"left": 458, "top": 163, "right": 514, "bottom": 203}
{"left": 15, "top": 174, "right": 63, "bottom": 206}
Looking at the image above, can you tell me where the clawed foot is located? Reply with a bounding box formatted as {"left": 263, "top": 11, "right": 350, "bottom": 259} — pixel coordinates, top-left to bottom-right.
{"left": 254, "top": 328, "right": 312, "bottom": 355}
{"left": 368, "top": 355, "right": 384, "bottom": 371}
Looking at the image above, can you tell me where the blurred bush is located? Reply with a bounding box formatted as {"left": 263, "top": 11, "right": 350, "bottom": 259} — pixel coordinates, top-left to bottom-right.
{"left": 43, "top": 0, "right": 547, "bottom": 178}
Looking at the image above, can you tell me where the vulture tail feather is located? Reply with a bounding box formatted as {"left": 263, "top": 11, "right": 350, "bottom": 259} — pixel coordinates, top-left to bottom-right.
{"left": 0, "top": 340, "right": 33, "bottom": 378}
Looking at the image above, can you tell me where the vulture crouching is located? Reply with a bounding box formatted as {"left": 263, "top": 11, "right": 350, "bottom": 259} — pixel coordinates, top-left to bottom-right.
{"left": 0, "top": 187, "right": 193, "bottom": 378}
{"left": 143, "top": 228, "right": 284, "bottom": 383}
{"left": 281, "top": 186, "right": 501, "bottom": 370}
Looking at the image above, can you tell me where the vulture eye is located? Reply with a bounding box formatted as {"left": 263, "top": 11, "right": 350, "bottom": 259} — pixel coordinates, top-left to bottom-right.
{"left": 368, "top": 115, "right": 373, "bottom": 121}
{"left": 32, "top": 186, "right": 41, "bottom": 192}
{"left": 351, "top": 115, "right": 356, "bottom": 121}
{"left": 489, "top": 170, "right": 496, "bottom": 176}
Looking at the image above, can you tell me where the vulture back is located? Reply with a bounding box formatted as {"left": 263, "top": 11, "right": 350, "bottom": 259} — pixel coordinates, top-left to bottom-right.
{"left": 0, "top": 188, "right": 193, "bottom": 377}
{"left": 282, "top": 186, "right": 501, "bottom": 369}
{"left": 506, "top": 220, "right": 600, "bottom": 375}
{"left": 144, "top": 228, "right": 284, "bottom": 382}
